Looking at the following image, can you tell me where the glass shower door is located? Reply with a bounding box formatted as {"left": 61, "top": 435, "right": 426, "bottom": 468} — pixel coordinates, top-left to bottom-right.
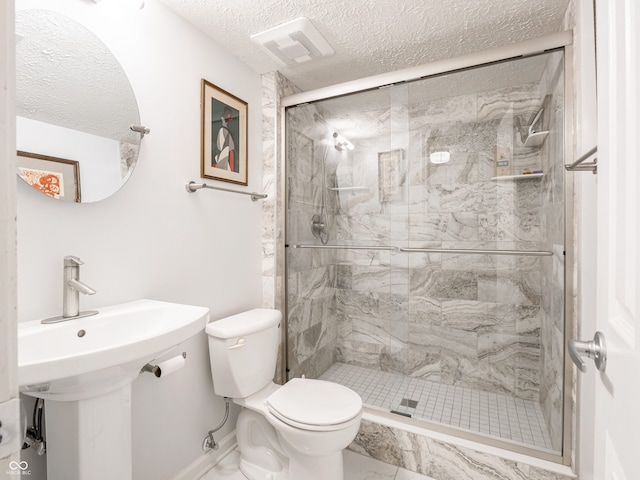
{"left": 284, "top": 48, "right": 566, "bottom": 456}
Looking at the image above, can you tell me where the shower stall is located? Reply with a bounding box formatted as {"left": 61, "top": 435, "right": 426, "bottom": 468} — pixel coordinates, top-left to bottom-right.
{"left": 283, "top": 39, "right": 572, "bottom": 462}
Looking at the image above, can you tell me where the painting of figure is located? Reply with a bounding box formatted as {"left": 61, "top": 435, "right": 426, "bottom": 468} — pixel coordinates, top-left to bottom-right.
{"left": 211, "top": 105, "right": 239, "bottom": 173}
{"left": 201, "top": 79, "right": 247, "bottom": 185}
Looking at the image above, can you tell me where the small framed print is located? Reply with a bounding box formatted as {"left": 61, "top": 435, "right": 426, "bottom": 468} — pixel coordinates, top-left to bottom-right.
{"left": 378, "top": 149, "right": 404, "bottom": 203}
{"left": 17, "top": 150, "right": 81, "bottom": 202}
{"left": 287, "top": 130, "right": 316, "bottom": 204}
{"left": 201, "top": 79, "right": 248, "bottom": 185}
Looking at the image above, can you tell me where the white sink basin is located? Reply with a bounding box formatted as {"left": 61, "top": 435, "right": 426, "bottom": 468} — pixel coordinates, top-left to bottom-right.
{"left": 18, "top": 299, "right": 209, "bottom": 401}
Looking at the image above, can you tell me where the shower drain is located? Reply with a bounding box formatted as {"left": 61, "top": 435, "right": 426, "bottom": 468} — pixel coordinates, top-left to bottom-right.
{"left": 400, "top": 398, "right": 418, "bottom": 408}
{"left": 390, "top": 398, "right": 419, "bottom": 417}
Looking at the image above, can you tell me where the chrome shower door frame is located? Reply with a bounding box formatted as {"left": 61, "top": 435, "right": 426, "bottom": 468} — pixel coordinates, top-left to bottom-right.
{"left": 280, "top": 32, "right": 576, "bottom": 466}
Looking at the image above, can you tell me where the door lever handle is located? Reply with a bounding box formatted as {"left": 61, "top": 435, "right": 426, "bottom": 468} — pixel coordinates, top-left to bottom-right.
{"left": 568, "top": 331, "right": 607, "bottom": 373}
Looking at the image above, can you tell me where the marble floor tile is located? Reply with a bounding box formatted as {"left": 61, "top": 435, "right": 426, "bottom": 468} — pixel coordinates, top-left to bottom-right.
{"left": 199, "top": 448, "right": 435, "bottom": 479}
{"left": 343, "top": 450, "right": 397, "bottom": 479}
{"left": 199, "top": 450, "right": 245, "bottom": 479}
{"left": 395, "top": 468, "right": 437, "bottom": 480}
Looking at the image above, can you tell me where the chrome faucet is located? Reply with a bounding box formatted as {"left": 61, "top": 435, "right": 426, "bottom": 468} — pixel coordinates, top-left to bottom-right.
{"left": 41, "top": 256, "right": 99, "bottom": 324}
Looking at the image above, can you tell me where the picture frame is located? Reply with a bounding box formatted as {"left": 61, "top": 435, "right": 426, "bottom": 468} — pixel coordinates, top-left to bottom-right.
{"left": 16, "top": 150, "right": 81, "bottom": 202}
{"left": 287, "top": 130, "right": 315, "bottom": 204}
{"left": 378, "top": 149, "right": 404, "bottom": 203}
{"left": 200, "top": 78, "right": 248, "bottom": 185}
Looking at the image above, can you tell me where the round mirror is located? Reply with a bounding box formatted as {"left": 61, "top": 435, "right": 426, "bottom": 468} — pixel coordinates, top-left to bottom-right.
{"left": 15, "top": 9, "right": 142, "bottom": 203}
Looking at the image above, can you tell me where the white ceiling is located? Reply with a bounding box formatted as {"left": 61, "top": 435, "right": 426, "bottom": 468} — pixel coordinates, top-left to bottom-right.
{"left": 158, "top": 0, "right": 571, "bottom": 92}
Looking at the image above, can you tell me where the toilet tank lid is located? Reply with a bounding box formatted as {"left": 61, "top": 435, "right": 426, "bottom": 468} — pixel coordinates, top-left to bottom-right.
{"left": 205, "top": 308, "right": 281, "bottom": 339}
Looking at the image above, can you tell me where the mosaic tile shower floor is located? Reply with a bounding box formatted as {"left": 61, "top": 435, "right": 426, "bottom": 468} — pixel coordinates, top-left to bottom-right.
{"left": 319, "top": 362, "right": 555, "bottom": 452}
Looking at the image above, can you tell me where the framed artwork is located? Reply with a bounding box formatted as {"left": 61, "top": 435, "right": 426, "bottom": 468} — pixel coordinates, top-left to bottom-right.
{"left": 378, "top": 149, "right": 404, "bottom": 203}
{"left": 16, "top": 151, "right": 81, "bottom": 202}
{"left": 200, "top": 78, "right": 248, "bottom": 185}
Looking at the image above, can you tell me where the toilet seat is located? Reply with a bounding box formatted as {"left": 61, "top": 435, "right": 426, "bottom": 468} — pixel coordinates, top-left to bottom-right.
{"left": 266, "top": 378, "right": 362, "bottom": 431}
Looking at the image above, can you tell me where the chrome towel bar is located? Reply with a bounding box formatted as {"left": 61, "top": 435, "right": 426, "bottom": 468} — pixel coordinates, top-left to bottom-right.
{"left": 293, "top": 244, "right": 553, "bottom": 256}
{"left": 565, "top": 146, "right": 597, "bottom": 173}
{"left": 186, "top": 181, "right": 268, "bottom": 201}
{"left": 399, "top": 247, "right": 553, "bottom": 256}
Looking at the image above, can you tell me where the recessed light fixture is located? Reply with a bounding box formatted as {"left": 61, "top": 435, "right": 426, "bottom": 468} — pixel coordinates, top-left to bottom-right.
{"left": 429, "top": 151, "right": 450, "bottom": 164}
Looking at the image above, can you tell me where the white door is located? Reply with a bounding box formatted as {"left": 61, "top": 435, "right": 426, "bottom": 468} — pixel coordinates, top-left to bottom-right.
{"left": 1, "top": 0, "right": 21, "bottom": 469}
{"left": 592, "top": 0, "right": 640, "bottom": 479}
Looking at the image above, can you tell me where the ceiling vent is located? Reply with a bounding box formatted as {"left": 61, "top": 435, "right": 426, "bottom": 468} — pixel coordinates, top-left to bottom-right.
{"left": 251, "top": 17, "right": 334, "bottom": 66}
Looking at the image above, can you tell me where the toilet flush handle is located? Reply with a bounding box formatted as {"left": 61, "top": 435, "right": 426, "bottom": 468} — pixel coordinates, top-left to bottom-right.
{"left": 228, "top": 338, "right": 246, "bottom": 349}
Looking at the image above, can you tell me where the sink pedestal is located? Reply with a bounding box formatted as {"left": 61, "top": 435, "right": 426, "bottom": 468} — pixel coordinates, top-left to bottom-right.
{"left": 19, "top": 299, "right": 210, "bottom": 479}
{"left": 45, "top": 385, "right": 132, "bottom": 480}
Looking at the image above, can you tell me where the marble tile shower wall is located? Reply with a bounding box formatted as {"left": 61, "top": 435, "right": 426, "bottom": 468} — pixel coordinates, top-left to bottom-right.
{"left": 285, "top": 102, "right": 344, "bottom": 379}
{"left": 333, "top": 83, "right": 551, "bottom": 403}
{"left": 262, "top": 72, "right": 301, "bottom": 381}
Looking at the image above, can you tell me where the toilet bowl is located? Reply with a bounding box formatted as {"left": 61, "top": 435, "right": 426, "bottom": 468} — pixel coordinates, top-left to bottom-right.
{"left": 206, "top": 309, "right": 363, "bottom": 480}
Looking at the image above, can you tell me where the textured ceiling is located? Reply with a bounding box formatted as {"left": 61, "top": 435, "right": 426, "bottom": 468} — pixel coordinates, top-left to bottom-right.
{"left": 158, "top": 0, "right": 570, "bottom": 92}
{"left": 15, "top": 9, "right": 139, "bottom": 142}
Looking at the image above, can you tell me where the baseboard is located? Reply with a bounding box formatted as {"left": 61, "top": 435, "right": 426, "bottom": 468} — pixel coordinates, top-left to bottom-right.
{"left": 169, "top": 431, "right": 237, "bottom": 480}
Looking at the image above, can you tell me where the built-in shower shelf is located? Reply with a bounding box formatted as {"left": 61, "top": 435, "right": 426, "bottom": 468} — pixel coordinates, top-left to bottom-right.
{"left": 329, "top": 186, "right": 369, "bottom": 192}
{"left": 491, "top": 173, "right": 544, "bottom": 181}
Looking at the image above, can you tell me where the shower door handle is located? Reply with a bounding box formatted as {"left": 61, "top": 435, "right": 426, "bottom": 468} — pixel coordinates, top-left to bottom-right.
{"left": 568, "top": 332, "right": 607, "bottom": 373}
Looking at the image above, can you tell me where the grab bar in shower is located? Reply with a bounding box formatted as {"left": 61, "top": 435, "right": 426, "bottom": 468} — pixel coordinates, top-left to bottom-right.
{"left": 398, "top": 247, "right": 553, "bottom": 256}
{"left": 293, "top": 244, "right": 554, "bottom": 256}
{"left": 565, "top": 146, "right": 597, "bottom": 174}
{"left": 293, "top": 244, "right": 398, "bottom": 252}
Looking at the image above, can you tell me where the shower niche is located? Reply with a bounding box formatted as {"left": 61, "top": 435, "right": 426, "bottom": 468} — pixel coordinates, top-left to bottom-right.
{"left": 284, "top": 49, "right": 568, "bottom": 459}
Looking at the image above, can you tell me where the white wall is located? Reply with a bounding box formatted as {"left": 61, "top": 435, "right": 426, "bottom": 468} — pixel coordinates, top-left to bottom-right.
{"left": 15, "top": 0, "right": 263, "bottom": 478}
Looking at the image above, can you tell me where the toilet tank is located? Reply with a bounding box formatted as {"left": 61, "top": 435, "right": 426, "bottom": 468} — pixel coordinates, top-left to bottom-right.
{"left": 205, "top": 308, "right": 281, "bottom": 398}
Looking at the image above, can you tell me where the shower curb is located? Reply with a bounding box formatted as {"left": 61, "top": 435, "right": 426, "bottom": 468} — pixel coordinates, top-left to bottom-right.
{"left": 349, "top": 419, "right": 577, "bottom": 480}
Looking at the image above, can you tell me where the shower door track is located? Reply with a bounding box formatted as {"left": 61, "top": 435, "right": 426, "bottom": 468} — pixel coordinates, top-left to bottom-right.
{"left": 281, "top": 31, "right": 572, "bottom": 107}
{"left": 293, "top": 244, "right": 554, "bottom": 256}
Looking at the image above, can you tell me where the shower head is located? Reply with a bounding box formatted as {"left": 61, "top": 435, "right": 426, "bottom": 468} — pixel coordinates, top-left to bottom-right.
{"left": 333, "top": 132, "right": 354, "bottom": 151}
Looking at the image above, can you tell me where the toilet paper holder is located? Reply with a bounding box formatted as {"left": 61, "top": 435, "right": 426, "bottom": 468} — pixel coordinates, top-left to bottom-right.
{"left": 142, "top": 352, "right": 186, "bottom": 378}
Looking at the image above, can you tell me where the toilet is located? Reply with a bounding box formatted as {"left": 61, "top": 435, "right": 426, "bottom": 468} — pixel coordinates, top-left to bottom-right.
{"left": 206, "top": 309, "right": 363, "bottom": 480}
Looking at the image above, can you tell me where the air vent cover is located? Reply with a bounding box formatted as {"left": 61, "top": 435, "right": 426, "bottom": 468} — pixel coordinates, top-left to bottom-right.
{"left": 251, "top": 17, "right": 334, "bottom": 66}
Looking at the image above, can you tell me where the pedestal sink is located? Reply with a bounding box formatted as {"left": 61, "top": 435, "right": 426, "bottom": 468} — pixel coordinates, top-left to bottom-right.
{"left": 18, "top": 299, "right": 210, "bottom": 480}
